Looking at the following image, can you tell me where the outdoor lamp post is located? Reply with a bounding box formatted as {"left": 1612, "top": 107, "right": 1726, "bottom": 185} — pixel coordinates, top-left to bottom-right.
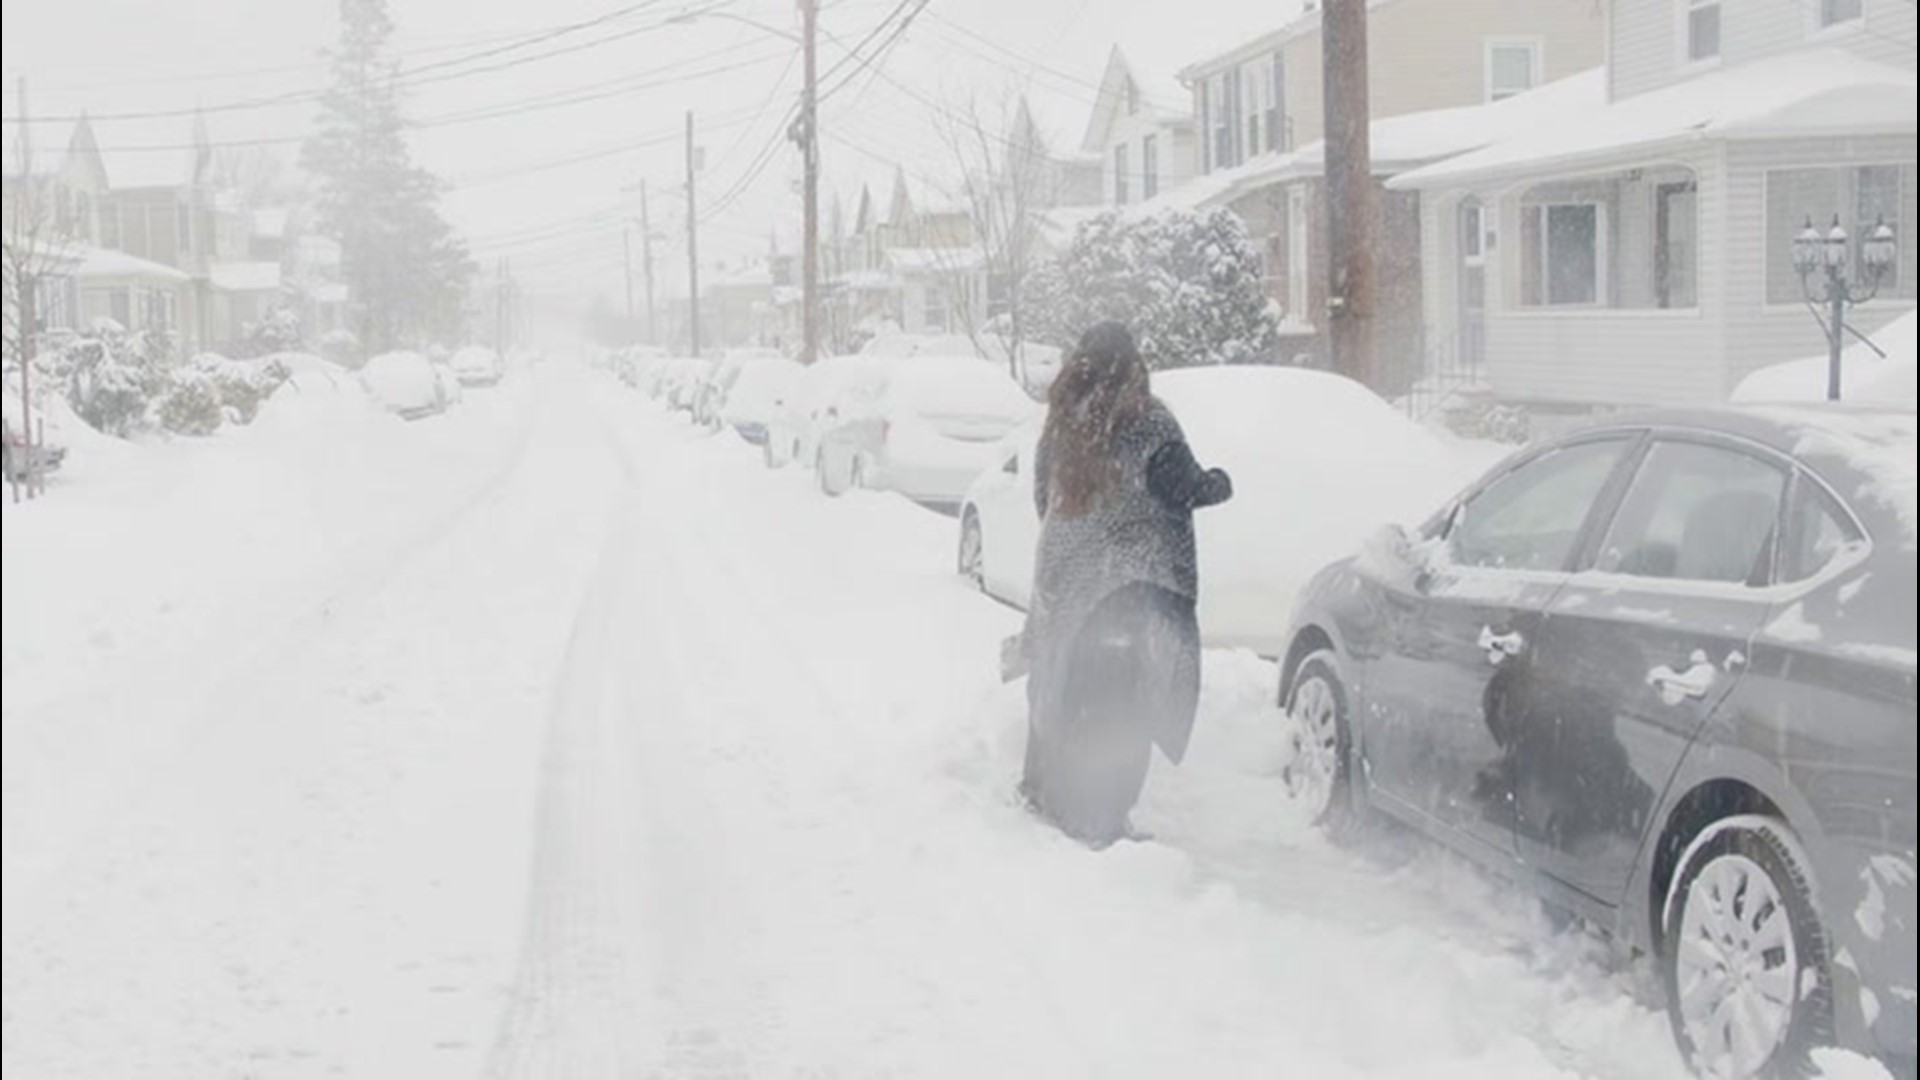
{"left": 1793, "top": 212, "right": 1898, "bottom": 401}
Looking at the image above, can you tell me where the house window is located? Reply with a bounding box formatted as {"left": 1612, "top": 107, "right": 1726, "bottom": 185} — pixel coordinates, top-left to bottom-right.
{"left": 1819, "top": 0, "right": 1863, "bottom": 28}
{"left": 109, "top": 287, "right": 131, "bottom": 328}
{"left": 924, "top": 288, "right": 947, "bottom": 332}
{"left": 1142, "top": 135, "right": 1159, "bottom": 200}
{"left": 1521, "top": 203, "right": 1604, "bottom": 306}
{"left": 1268, "top": 51, "right": 1287, "bottom": 153}
{"left": 32, "top": 277, "right": 73, "bottom": 332}
{"left": 177, "top": 203, "right": 191, "bottom": 249}
{"left": 1655, "top": 181, "right": 1698, "bottom": 309}
{"left": 1685, "top": 0, "right": 1722, "bottom": 63}
{"left": 1212, "top": 70, "right": 1239, "bottom": 171}
{"left": 1765, "top": 163, "right": 1918, "bottom": 304}
{"left": 1114, "top": 143, "right": 1130, "bottom": 205}
{"left": 1125, "top": 78, "right": 1140, "bottom": 117}
{"left": 1198, "top": 80, "right": 1212, "bottom": 172}
{"left": 1244, "top": 61, "right": 1267, "bottom": 158}
{"left": 1485, "top": 40, "right": 1540, "bottom": 102}
{"left": 1286, "top": 185, "right": 1311, "bottom": 323}
{"left": 1462, "top": 204, "right": 1486, "bottom": 263}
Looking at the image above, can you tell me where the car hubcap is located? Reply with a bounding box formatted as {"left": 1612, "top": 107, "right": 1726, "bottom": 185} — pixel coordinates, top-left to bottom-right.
{"left": 1675, "top": 853, "right": 1797, "bottom": 1079}
{"left": 1284, "top": 675, "right": 1340, "bottom": 818}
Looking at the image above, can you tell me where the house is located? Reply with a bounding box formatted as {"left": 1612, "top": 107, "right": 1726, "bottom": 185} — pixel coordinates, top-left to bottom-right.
{"left": 1390, "top": 0, "right": 1917, "bottom": 410}
{"left": 1083, "top": 47, "right": 1198, "bottom": 208}
{"left": 702, "top": 261, "right": 777, "bottom": 350}
{"left": 1165, "top": 0, "right": 1604, "bottom": 380}
{"left": 826, "top": 167, "right": 991, "bottom": 341}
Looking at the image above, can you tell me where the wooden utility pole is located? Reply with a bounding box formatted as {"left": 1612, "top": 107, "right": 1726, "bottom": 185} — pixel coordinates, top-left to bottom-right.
{"left": 800, "top": 0, "right": 821, "bottom": 365}
{"left": 623, "top": 226, "right": 635, "bottom": 327}
{"left": 640, "top": 178, "right": 657, "bottom": 346}
{"left": 14, "top": 76, "right": 39, "bottom": 501}
{"left": 1321, "top": 0, "right": 1379, "bottom": 390}
{"left": 685, "top": 110, "right": 702, "bottom": 359}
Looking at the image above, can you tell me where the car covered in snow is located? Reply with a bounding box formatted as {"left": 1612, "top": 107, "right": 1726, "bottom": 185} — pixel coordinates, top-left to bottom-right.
{"left": 1275, "top": 405, "right": 1918, "bottom": 1078}
{"left": 762, "top": 354, "right": 898, "bottom": 470}
{"left": 814, "top": 356, "right": 1035, "bottom": 507}
{"left": 361, "top": 350, "right": 445, "bottom": 420}
{"left": 450, "top": 345, "right": 505, "bottom": 387}
{"left": 694, "top": 347, "right": 788, "bottom": 430}
{"left": 716, "top": 356, "right": 805, "bottom": 446}
{"left": 958, "top": 366, "right": 1495, "bottom": 653}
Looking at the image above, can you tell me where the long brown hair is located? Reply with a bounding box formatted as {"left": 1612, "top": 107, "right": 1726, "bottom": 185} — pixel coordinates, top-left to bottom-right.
{"left": 1042, "top": 321, "right": 1151, "bottom": 518}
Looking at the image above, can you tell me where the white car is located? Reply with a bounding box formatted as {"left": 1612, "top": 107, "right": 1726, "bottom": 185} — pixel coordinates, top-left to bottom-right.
{"left": 957, "top": 366, "right": 1502, "bottom": 654}
{"left": 718, "top": 357, "right": 805, "bottom": 446}
{"left": 361, "top": 350, "right": 444, "bottom": 420}
{"left": 763, "top": 354, "right": 898, "bottom": 469}
{"left": 432, "top": 361, "right": 464, "bottom": 408}
{"left": 695, "top": 348, "right": 789, "bottom": 429}
{"left": 450, "top": 345, "right": 504, "bottom": 387}
{"left": 814, "top": 356, "right": 1037, "bottom": 506}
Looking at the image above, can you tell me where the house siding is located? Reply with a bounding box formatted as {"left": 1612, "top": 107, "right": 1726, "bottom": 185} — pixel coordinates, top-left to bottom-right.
{"left": 1720, "top": 134, "right": 1918, "bottom": 391}
{"left": 1611, "top": 0, "right": 1917, "bottom": 101}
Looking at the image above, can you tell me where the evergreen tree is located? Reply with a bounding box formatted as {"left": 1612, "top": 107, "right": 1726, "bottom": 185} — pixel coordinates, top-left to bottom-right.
{"left": 1022, "top": 208, "right": 1282, "bottom": 369}
{"left": 302, "top": 0, "right": 472, "bottom": 352}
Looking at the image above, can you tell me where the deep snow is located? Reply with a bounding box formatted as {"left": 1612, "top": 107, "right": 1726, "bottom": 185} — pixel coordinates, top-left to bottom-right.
{"left": 1, "top": 358, "right": 1896, "bottom": 1079}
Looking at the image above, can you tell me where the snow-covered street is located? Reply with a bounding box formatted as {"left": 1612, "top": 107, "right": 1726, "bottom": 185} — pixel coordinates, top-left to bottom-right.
{"left": 1, "top": 357, "right": 1766, "bottom": 1080}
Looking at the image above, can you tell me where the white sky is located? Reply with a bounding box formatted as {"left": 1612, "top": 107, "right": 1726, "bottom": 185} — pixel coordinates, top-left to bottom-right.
{"left": 2, "top": 0, "right": 1304, "bottom": 313}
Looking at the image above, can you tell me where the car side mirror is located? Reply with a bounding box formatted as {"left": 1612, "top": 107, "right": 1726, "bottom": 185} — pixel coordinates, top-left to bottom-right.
{"left": 1003, "top": 457, "right": 1018, "bottom": 475}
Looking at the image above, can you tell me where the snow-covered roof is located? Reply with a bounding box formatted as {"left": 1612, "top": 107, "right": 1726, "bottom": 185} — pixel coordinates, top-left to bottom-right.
{"left": 209, "top": 261, "right": 284, "bottom": 293}
{"left": 251, "top": 207, "right": 291, "bottom": 240}
{"left": 1392, "top": 49, "right": 1917, "bottom": 191}
{"left": 71, "top": 245, "right": 192, "bottom": 284}
{"left": 887, "top": 246, "right": 988, "bottom": 274}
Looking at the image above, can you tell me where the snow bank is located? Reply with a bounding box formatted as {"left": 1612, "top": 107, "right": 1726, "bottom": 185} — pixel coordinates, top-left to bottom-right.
{"left": 1732, "top": 310, "right": 1917, "bottom": 404}
{"left": 1155, "top": 366, "right": 1495, "bottom": 651}
{"left": 361, "top": 350, "right": 440, "bottom": 415}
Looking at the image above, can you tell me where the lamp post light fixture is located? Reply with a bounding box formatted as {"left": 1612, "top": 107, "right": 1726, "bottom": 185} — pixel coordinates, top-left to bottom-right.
{"left": 1793, "top": 212, "right": 1898, "bottom": 401}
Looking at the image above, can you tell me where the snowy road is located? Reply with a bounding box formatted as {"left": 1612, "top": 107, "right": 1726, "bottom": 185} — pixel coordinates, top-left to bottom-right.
{"left": 4, "top": 360, "right": 1754, "bottom": 1078}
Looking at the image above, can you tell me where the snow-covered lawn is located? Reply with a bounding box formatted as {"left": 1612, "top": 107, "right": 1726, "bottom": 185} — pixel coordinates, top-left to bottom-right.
{"left": 2, "top": 359, "right": 1894, "bottom": 1078}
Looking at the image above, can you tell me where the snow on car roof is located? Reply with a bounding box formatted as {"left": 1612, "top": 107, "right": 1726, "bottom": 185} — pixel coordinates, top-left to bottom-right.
{"left": 887, "top": 357, "right": 1033, "bottom": 418}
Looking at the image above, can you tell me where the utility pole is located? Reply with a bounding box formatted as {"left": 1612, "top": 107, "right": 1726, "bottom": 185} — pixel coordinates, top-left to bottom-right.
{"left": 640, "top": 178, "right": 657, "bottom": 346}
{"left": 623, "top": 227, "right": 635, "bottom": 328}
{"left": 14, "top": 76, "right": 38, "bottom": 501}
{"left": 685, "top": 110, "right": 702, "bottom": 359}
{"left": 1321, "top": 0, "right": 1379, "bottom": 390}
{"left": 800, "top": 0, "right": 821, "bottom": 365}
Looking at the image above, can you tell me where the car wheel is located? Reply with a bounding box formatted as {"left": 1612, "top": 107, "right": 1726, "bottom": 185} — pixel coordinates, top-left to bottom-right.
{"left": 1663, "top": 815, "right": 1832, "bottom": 1080}
{"left": 1281, "top": 650, "right": 1357, "bottom": 832}
{"left": 958, "top": 509, "right": 985, "bottom": 590}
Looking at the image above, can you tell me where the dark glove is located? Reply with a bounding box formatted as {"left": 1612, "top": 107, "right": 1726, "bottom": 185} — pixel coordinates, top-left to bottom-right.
{"left": 1201, "top": 467, "right": 1233, "bottom": 506}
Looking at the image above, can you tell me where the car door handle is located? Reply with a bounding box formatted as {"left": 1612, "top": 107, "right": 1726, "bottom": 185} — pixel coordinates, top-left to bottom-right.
{"left": 1648, "top": 652, "right": 1717, "bottom": 705}
{"left": 1478, "top": 626, "right": 1525, "bottom": 665}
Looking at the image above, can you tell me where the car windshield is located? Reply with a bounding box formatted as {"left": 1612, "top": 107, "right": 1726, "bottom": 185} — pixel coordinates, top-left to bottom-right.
{"left": 8, "top": 2, "right": 1915, "bottom": 1078}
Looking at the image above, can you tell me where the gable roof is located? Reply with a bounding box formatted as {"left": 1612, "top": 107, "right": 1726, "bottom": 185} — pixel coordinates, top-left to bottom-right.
{"left": 1078, "top": 46, "right": 1191, "bottom": 155}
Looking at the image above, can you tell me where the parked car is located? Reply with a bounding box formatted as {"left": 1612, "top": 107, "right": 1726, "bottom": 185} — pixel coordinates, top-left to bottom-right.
{"left": 764, "top": 354, "right": 897, "bottom": 469}
{"left": 361, "top": 350, "right": 444, "bottom": 419}
{"left": 718, "top": 356, "right": 805, "bottom": 446}
{"left": 1274, "top": 405, "right": 1917, "bottom": 1078}
{"left": 432, "top": 361, "right": 464, "bottom": 408}
{"left": 450, "top": 345, "right": 504, "bottom": 387}
{"left": 661, "top": 357, "right": 712, "bottom": 413}
{"left": 694, "top": 348, "right": 788, "bottom": 430}
{"left": 814, "top": 356, "right": 1034, "bottom": 507}
{"left": 958, "top": 366, "right": 1495, "bottom": 652}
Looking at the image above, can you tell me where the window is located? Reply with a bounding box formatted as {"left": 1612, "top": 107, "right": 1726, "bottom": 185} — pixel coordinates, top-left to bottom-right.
{"left": 32, "top": 277, "right": 73, "bottom": 332}
{"left": 1485, "top": 40, "right": 1539, "bottom": 102}
{"left": 1449, "top": 439, "right": 1629, "bottom": 571}
{"left": 1656, "top": 181, "right": 1698, "bottom": 308}
{"left": 923, "top": 289, "right": 947, "bottom": 332}
{"left": 1286, "top": 185, "right": 1310, "bottom": 322}
{"left": 1198, "top": 80, "right": 1212, "bottom": 172}
{"left": 1244, "top": 61, "right": 1267, "bottom": 157}
{"left": 109, "top": 287, "right": 131, "bottom": 328}
{"left": 177, "top": 203, "right": 191, "bottom": 249}
{"left": 1462, "top": 203, "right": 1485, "bottom": 263}
{"left": 1113, "top": 143, "right": 1130, "bottom": 205}
{"left": 1125, "top": 78, "right": 1140, "bottom": 117}
{"left": 1521, "top": 203, "right": 1603, "bottom": 306}
{"left": 1685, "top": 0, "right": 1722, "bottom": 63}
{"left": 1820, "top": 0, "right": 1864, "bottom": 29}
{"left": 1780, "top": 478, "right": 1861, "bottom": 582}
{"left": 1598, "top": 441, "right": 1787, "bottom": 584}
{"left": 1212, "top": 70, "right": 1239, "bottom": 171}
{"left": 1268, "top": 51, "right": 1287, "bottom": 152}
{"left": 1766, "top": 164, "right": 1917, "bottom": 304}
{"left": 1141, "top": 135, "right": 1159, "bottom": 200}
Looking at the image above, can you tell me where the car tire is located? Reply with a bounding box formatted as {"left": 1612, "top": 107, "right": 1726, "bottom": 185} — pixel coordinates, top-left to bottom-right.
{"left": 958, "top": 509, "right": 985, "bottom": 590}
{"left": 1662, "top": 815, "right": 1833, "bottom": 1080}
{"left": 1281, "top": 650, "right": 1359, "bottom": 834}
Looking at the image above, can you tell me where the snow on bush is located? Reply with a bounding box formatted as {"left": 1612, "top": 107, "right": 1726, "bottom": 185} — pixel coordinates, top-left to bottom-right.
{"left": 53, "top": 320, "right": 173, "bottom": 438}
{"left": 191, "top": 352, "right": 293, "bottom": 425}
{"left": 154, "top": 364, "right": 225, "bottom": 436}
{"left": 242, "top": 307, "right": 302, "bottom": 359}
{"left": 1022, "top": 207, "right": 1282, "bottom": 369}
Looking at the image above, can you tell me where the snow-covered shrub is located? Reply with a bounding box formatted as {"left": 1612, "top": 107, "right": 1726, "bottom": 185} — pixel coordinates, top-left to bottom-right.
{"left": 59, "top": 320, "right": 170, "bottom": 437}
{"left": 1448, "top": 401, "right": 1532, "bottom": 445}
{"left": 1021, "top": 207, "right": 1282, "bottom": 369}
{"left": 243, "top": 307, "right": 302, "bottom": 358}
{"left": 192, "top": 352, "right": 292, "bottom": 424}
{"left": 155, "top": 364, "right": 224, "bottom": 435}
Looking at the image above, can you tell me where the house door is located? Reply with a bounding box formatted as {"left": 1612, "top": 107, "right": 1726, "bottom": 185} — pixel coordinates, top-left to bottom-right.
{"left": 1655, "top": 182, "right": 1698, "bottom": 309}
{"left": 1457, "top": 200, "right": 1487, "bottom": 371}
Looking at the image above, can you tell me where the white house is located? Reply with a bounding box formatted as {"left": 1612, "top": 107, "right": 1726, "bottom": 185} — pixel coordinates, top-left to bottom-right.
{"left": 1390, "top": 0, "right": 1917, "bottom": 409}
{"left": 1082, "top": 46, "right": 1197, "bottom": 207}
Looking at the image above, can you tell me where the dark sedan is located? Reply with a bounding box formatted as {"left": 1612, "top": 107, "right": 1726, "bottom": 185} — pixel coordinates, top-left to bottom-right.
{"left": 1276, "top": 406, "right": 1916, "bottom": 1078}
